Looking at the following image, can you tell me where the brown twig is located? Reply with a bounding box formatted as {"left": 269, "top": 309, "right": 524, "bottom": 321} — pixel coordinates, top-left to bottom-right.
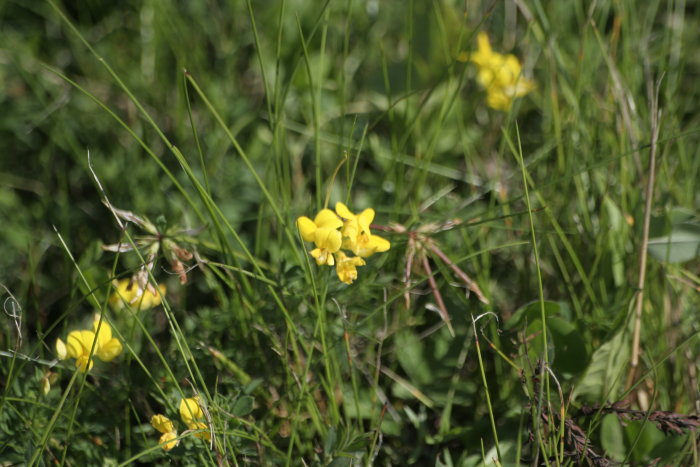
{"left": 421, "top": 253, "right": 454, "bottom": 336}
{"left": 580, "top": 403, "right": 700, "bottom": 435}
{"left": 426, "top": 241, "right": 489, "bottom": 304}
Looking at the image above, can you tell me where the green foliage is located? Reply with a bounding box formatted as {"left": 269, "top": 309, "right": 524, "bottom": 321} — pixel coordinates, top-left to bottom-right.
{"left": 1, "top": 0, "right": 699, "bottom": 465}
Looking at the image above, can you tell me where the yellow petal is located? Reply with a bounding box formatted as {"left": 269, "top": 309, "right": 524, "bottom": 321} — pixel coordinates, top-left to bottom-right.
{"left": 357, "top": 208, "right": 375, "bottom": 233}
{"left": 40, "top": 374, "right": 51, "bottom": 395}
{"left": 179, "top": 397, "right": 204, "bottom": 424}
{"left": 334, "top": 202, "right": 355, "bottom": 220}
{"left": 310, "top": 248, "right": 334, "bottom": 266}
{"left": 93, "top": 319, "right": 113, "bottom": 344}
{"left": 314, "top": 228, "right": 342, "bottom": 252}
{"left": 109, "top": 279, "right": 137, "bottom": 311}
{"left": 151, "top": 414, "right": 175, "bottom": 434}
{"left": 66, "top": 330, "right": 97, "bottom": 358}
{"left": 335, "top": 252, "right": 365, "bottom": 284}
{"left": 486, "top": 89, "right": 511, "bottom": 110}
{"left": 187, "top": 421, "right": 211, "bottom": 441}
{"left": 471, "top": 32, "right": 494, "bottom": 67}
{"left": 96, "top": 338, "right": 122, "bottom": 362}
{"left": 357, "top": 235, "right": 391, "bottom": 257}
{"left": 56, "top": 338, "right": 67, "bottom": 360}
{"left": 476, "top": 32, "right": 492, "bottom": 54}
{"left": 296, "top": 216, "right": 317, "bottom": 242}
{"left": 314, "top": 209, "right": 343, "bottom": 230}
{"left": 369, "top": 235, "right": 390, "bottom": 253}
{"left": 158, "top": 431, "right": 179, "bottom": 451}
{"left": 75, "top": 354, "right": 94, "bottom": 373}
{"left": 148, "top": 284, "right": 166, "bottom": 308}
{"left": 136, "top": 284, "right": 166, "bottom": 310}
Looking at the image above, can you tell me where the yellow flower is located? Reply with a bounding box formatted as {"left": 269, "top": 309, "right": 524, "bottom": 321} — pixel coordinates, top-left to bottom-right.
{"left": 151, "top": 414, "right": 180, "bottom": 451}
{"left": 297, "top": 209, "right": 343, "bottom": 266}
{"left": 178, "top": 396, "right": 211, "bottom": 441}
{"left": 56, "top": 329, "right": 97, "bottom": 372}
{"left": 93, "top": 318, "right": 123, "bottom": 362}
{"left": 179, "top": 396, "right": 204, "bottom": 425}
{"left": 467, "top": 32, "right": 535, "bottom": 110}
{"left": 109, "top": 278, "right": 166, "bottom": 311}
{"left": 186, "top": 420, "right": 211, "bottom": 441}
{"left": 335, "top": 202, "right": 391, "bottom": 257}
{"left": 151, "top": 414, "right": 175, "bottom": 434}
{"left": 334, "top": 251, "right": 366, "bottom": 284}
{"left": 55, "top": 319, "right": 122, "bottom": 373}
{"left": 158, "top": 431, "right": 179, "bottom": 451}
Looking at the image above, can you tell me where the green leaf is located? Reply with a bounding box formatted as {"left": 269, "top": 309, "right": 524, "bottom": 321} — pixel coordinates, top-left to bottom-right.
{"left": 327, "top": 457, "right": 353, "bottom": 467}
{"left": 573, "top": 330, "right": 628, "bottom": 402}
{"left": 624, "top": 419, "right": 665, "bottom": 463}
{"left": 547, "top": 317, "right": 588, "bottom": 375}
{"left": 648, "top": 225, "right": 700, "bottom": 263}
{"left": 395, "top": 332, "right": 431, "bottom": 385}
{"left": 231, "top": 395, "right": 254, "bottom": 417}
{"left": 505, "top": 300, "right": 564, "bottom": 330}
{"left": 600, "top": 414, "right": 626, "bottom": 461}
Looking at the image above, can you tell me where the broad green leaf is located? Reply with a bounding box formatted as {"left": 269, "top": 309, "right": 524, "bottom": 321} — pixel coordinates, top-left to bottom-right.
{"left": 648, "top": 225, "right": 700, "bottom": 263}
{"left": 573, "top": 330, "right": 628, "bottom": 402}
{"left": 547, "top": 317, "right": 588, "bottom": 375}
{"left": 231, "top": 395, "right": 254, "bottom": 417}
{"left": 600, "top": 414, "right": 626, "bottom": 461}
{"left": 624, "top": 420, "right": 665, "bottom": 463}
{"left": 395, "top": 332, "right": 431, "bottom": 385}
{"left": 327, "top": 458, "right": 352, "bottom": 467}
{"left": 505, "top": 300, "right": 564, "bottom": 330}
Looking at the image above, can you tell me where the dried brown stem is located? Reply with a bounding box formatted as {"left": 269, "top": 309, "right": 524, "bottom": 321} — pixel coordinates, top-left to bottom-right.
{"left": 426, "top": 241, "right": 489, "bottom": 304}
{"left": 421, "top": 254, "right": 454, "bottom": 336}
{"left": 627, "top": 76, "right": 663, "bottom": 390}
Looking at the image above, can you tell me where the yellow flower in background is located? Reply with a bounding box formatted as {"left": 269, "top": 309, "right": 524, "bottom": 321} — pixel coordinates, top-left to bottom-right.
{"left": 109, "top": 278, "right": 166, "bottom": 311}
{"left": 151, "top": 414, "right": 175, "bottom": 434}
{"left": 334, "top": 251, "right": 366, "bottom": 284}
{"left": 179, "top": 396, "right": 205, "bottom": 425}
{"left": 297, "top": 209, "right": 343, "bottom": 266}
{"left": 93, "top": 318, "right": 123, "bottom": 362}
{"left": 179, "top": 396, "right": 211, "bottom": 441}
{"left": 464, "top": 32, "right": 535, "bottom": 110}
{"left": 187, "top": 420, "right": 211, "bottom": 441}
{"left": 151, "top": 414, "right": 179, "bottom": 451}
{"left": 158, "top": 431, "right": 179, "bottom": 451}
{"left": 55, "top": 318, "right": 122, "bottom": 372}
{"left": 335, "top": 202, "right": 391, "bottom": 257}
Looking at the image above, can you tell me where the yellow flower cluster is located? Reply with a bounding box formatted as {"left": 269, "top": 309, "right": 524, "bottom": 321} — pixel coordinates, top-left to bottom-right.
{"left": 462, "top": 32, "right": 535, "bottom": 111}
{"left": 297, "top": 202, "right": 390, "bottom": 284}
{"left": 55, "top": 317, "right": 122, "bottom": 373}
{"left": 151, "top": 414, "right": 179, "bottom": 451}
{"left": 150, "top": 396, "right": 211, "bottom": 452}
{"left": 109, "top": 278, "right": 166, "bottom": 311}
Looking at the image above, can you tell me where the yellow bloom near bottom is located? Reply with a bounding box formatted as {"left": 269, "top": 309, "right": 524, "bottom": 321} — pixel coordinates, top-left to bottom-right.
{"left": 186, "top": 421, "right": 211, "bottom": 441}
{"left": 158, "top": 431, "right": 179, "bottom": 451}
{"left": 180, "top": 396, "right": 211, "bottom": 441}
{"left": 151, "top": 414, "right": 179, "bottom": 451}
